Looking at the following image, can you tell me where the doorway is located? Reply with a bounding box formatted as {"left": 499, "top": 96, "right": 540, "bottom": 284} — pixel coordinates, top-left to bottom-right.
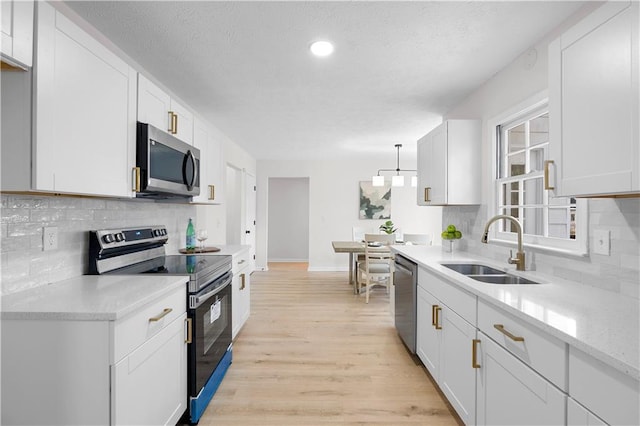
{"left": 267, "top": 177, "right": 310, "bottom": 268}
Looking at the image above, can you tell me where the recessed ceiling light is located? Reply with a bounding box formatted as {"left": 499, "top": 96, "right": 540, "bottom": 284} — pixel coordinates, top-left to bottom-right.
{"left": 310, "top": 40, "right": 334, "bottom": 57}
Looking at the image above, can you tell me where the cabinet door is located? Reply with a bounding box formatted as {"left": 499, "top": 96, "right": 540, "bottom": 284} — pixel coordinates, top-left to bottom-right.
{"left": 439, "top": 306, "right": 476, "bottom": 425}
{"left": 549, "top": 1, "right": 639, "bottom": 196}
{"left": 238, "top": 267, "right": 251, "bottom": 330}
{"left": 138, "top": 73, "right": 172, "bottom": 131}
{"left": 170, "top": 99, "right": 194, "bottom": 144}
{"left": 112, "top": 313, "right": 188, "bottom": 426}
{"left": 428, "top": 122, "right": 448, "bottom": 204}
{"left": 35, "top": 3, "right": 135, "bottom": 197}
{"left": 1, "top": 0, "right": 34, "bottom": 68}
{"left": 192, "top": 119, "right": 223, "bottom": 204}
{"left": 476, "top": 333, "right": 565, "bottom": 425}
{"left": 416, "top": 285, "right": 440, "bottom": 377}
{"left": 567, "top": 398, "right": 607, "bottom": 426}
{"left": 416, "top": 133, "right": 431, "bottom": 205}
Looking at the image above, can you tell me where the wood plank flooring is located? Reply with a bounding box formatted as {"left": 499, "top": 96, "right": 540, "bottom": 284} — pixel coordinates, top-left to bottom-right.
{"left": 198, "top": 270, "right": 461, "bottom": 425}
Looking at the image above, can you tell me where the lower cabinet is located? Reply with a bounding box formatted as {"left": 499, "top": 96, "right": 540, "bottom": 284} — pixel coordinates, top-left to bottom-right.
{"left": 1, "top": 286, "right": 188, "bottom": 426}
{"left": 567, "top": 397, "right": 607, "bottom": 426}
{"left": 231, "top": 247, "right": 252, "bottom": 339}
{"left": 475, "top": 333, "right": 566, "bottom": 425}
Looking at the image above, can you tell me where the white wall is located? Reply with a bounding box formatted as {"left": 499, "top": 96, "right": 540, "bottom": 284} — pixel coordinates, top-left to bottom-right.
{"left": 442, "top": 2, "right": 639, "bottom": 298}
{"left": 256, "top": 159, "right": 442, "bottom": 271}
{"left": 267, "top": 178, "right": 309, "bottom": 262}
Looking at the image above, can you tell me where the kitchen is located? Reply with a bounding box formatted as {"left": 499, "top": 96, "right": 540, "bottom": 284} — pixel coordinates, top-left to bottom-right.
{"left": 1, "top": 1, "right": 639, "bottom": 425}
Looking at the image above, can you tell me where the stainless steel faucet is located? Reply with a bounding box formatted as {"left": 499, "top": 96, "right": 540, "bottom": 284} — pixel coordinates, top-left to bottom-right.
{"left": 481, "top": 214, "right": 526, "bottom": 271}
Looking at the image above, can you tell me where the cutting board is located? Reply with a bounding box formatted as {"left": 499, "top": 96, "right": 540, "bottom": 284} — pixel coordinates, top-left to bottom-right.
{"left": 179, "top": 247, "right": 221, "bottom": 254}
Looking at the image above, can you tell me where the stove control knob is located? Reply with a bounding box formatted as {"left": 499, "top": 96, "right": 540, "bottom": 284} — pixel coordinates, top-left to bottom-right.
{"left": 102, "top": 234, "right": 114, "bottom": 244}
{"left": 114, "top": 233, "right": 124, "bottom": 242}
{"left": 153, "top": 229, "right": 161, "bottom": 237}
{"left": 161, "top": 229, "right": 167, "bottom": 236}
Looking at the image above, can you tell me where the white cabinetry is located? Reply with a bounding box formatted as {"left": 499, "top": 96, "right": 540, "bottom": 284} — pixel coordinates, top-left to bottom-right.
{"left": 569, "top": 346, "right": 640, "bottom": 425}
{"left": 231, "top": 247, "right": 252, "bottom": 339}
{"left": 192, "top": 118, "right": 224, "bottom": 204}
{"left": 567, "top": 398, "right": 607, "bottom": 426}
{"left": 416, "top": 268, "right": 477, "bottom": 424}
{"left": 2, "top": 2, "right": 136, "bottom": 197}
{"left": 416, "top": 120, "right": 481, "bottom": 205}
{"left": 1, "top": 0, "right": 33, "bottom": 68}
{"left": 549, "top": 1, "right": 639, "bottom": 197}
{"left": 2, "top": 285, "right": 188, "bottom": 426}
{"left": 138, "top": 73, "right": 194, "bottom": 144}
{"left": 475, "top": 333, "right": 566, "bottom": 425}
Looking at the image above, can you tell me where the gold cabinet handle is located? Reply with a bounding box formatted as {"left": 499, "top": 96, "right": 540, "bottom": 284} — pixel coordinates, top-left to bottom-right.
{"left": 173, "top": 112, "right": 178, "bottom": 134}
{"left": 209, "top": 185, "right": 215, "bottom": 200}
{"left": 149, "top": 307, "right": 172, "bottom": 322}
{"left": 240, "top": 273, "right": 246, "bottom": 290}
{"left": 544, "top": 160, "right": 555, "bottom": 190}
{"left": 132, "top": 167, "right": 141, "bottom": 192}
{"left": 424, "top": 187, "right": 431, "bottom": 202}
{"left": 168, "top": 111, "right": 174, "bottom": 133}
{"left": 185, "top": 317, "right": 192, "bottom": 344}
{"left": 472, "top": 339, "right": 481, "bottom": 368}
{"left": 434, "top": 305, "right": 442, "bottom": 330}
{"left": 431, "top": 305, "right": 437, "bottom": 326}
{"left": 494, "top": 324, "right": 525, "bottom": 342}
{"left": 168, "top": 111, "right": 178, "bottom": 134}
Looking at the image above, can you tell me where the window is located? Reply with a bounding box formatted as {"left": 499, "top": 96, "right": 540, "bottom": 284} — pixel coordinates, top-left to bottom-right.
{"left": 492, "top": 98, "right": 587, "bottom": 254}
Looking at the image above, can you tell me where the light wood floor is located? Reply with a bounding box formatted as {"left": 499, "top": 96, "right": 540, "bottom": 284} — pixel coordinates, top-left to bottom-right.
{"left": 198, "top": 270, "right": 461, "bottom": 425}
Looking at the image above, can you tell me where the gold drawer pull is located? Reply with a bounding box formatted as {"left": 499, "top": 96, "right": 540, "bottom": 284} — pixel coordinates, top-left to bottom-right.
{"left": 185, "top": 318, "right": 192, "bottom": 344}
{"left": 240, "top": 273, "right": 246, "bottom": 290}
{"left": 209, "top": 185, "right": 215, "bottom": 200}
{"left": 132, "top": 167, "right": 141, "bottom": 192}
{"left": 494, "top": 324, "right": 524, "bottom": 342}
{"left": 149, "top": 308, "right": 172, "bottom": 322}
{"left": 544, "top": 160, "right": 555, "bottom": 190}
{"left": 424, "top": 187, "right": 431, "bottom": 202}
{"left": 434, "top": 305, "right": 442, "bottom": 330}
{"left": 472, "top": 339, "right": 481, "bottom": 368}
{"left": 431, "top": 304, "right": 437, "bottom": 326}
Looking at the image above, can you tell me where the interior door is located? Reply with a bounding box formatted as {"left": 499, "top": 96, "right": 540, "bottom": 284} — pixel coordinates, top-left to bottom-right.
{"left": 244, "top": 171, "right": 256, "bottom": 271}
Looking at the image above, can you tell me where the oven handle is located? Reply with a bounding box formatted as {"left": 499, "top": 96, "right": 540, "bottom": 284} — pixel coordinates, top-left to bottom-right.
{"left": 193, "top": 273, "right": 232, "bottom": 307}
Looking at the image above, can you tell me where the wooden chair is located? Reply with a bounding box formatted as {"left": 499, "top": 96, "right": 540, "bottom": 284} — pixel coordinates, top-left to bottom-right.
{"left": 358, "top": 233, "right": 395, "bottom": 303}
{"left": 403, "top": 233, "right": 431, "bottom": 245}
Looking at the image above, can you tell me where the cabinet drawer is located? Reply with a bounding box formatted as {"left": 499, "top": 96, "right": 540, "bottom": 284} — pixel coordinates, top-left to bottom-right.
{"left": 113, "top": 286, "right": 186, "bottom": 363}
{"left": 569, "top": 347, "right": 639, "bottom": 426}
{"left": 418, "top": 268, "right": 476, "bottom": 325}
{"left": 478, "top": 299, "right": 567, "bottom": 390}
{"left": 232, "top": 249, "right": 251, "bottom": 274}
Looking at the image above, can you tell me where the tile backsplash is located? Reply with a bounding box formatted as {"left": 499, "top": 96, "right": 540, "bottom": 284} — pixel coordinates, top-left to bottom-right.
{"left": 443, "top": 199, "right": 640, "bottom": 299}
{"left": 1, "top": 194, "right": 196, "bottom": 296}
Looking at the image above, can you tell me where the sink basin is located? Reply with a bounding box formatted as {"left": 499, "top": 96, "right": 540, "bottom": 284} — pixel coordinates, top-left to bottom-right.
{"left": 441, "top": 263, "right": 540, "bottom": 285}
{"left": 467, "top": 274, "right": 540, "bottom": 285}
{"left": 442, "top": 263, "right": 504, "bottom": 276}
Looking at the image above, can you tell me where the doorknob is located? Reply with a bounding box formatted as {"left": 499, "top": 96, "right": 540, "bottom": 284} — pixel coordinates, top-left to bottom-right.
{"left": 245, "top": 230, "right": 251, "bottom": 234}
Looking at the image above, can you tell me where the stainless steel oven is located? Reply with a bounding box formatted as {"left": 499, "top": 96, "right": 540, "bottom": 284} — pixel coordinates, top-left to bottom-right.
{"left": 88, "top": 226, "right": 232, "bottom": 424}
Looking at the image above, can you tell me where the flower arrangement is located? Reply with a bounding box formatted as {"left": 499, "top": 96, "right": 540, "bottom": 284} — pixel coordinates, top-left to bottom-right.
{"left": 379, "top": 220, "right": 397, "bottom": 235}
{"left": 441, "top": 224, "right": 462, "bottom": 240}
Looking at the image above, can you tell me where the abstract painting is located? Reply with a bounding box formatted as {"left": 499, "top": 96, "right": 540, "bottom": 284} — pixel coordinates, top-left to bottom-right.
{"left": 359, "top": 181, "right": 391, "bottom": 219}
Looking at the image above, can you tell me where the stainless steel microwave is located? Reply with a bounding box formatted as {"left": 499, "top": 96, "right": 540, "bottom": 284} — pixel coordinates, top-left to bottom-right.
{"left": 135, "top": 122, "right": 200, "bottom": 198}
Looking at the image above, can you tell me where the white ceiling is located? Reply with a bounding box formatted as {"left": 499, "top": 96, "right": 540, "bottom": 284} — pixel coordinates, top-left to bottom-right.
{"left": 65, "top": 1, "right": 585, "bottom": 162}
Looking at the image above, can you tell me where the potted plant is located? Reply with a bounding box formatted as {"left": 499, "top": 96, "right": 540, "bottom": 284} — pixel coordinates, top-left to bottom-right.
{"left": 379, "top": 220, "right": 397, "bottom": 235}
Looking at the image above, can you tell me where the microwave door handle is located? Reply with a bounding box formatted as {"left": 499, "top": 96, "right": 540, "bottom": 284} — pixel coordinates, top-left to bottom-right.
{"left": 183, "top": 150, "right": 196, "bottom": 191}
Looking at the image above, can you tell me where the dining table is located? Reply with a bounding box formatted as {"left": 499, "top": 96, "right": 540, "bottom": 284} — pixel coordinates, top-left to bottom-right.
{"left": 331, "top": 241, "right": 365, "bottom": 288}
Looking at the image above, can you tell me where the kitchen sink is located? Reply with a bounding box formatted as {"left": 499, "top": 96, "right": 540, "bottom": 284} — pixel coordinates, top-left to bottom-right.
{"left": 467, "top": 274, "right": 540, "bottom": 285}
{"left": 441, "top": 263, "right": 504, "bottom": 276}
{"left": 441, "top": 263, "right": 540, "bottom": 285}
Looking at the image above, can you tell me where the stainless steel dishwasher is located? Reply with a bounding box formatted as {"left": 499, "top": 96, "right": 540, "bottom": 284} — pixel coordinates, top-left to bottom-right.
{"left": 394, "top": 254, "right": 417, "bottom": 354}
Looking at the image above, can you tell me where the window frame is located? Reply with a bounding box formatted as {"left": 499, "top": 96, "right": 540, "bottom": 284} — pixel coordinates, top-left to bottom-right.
{"left": 487, "top": 91, "right": 588, "bottom": 256}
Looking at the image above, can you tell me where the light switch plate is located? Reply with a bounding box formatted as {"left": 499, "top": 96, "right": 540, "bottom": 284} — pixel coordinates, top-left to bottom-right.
{"left": 593, "top": 229, "right": 610, "bottom": 256}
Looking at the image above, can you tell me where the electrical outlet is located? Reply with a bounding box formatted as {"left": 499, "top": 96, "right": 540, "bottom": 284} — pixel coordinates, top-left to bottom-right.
{"left": 593, "top": 229, "right": 610, "bottom": 256}
{"left": 43, "top": 227, "right": 58, "bottom": 251}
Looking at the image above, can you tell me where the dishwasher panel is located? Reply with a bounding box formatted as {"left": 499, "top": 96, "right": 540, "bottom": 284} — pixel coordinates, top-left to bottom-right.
{"left": 394, "top": 254, "right": 417, "bottom": 354}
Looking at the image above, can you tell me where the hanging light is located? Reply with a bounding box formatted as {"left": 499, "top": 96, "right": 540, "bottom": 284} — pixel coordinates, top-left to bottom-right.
{"left": 371, "top": 144, "right": 417, "bottom": 187}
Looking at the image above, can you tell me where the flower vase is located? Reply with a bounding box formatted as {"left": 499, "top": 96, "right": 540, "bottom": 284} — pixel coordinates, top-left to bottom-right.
{"left": 442, "top": 239, "right": 456, "bottom": 253}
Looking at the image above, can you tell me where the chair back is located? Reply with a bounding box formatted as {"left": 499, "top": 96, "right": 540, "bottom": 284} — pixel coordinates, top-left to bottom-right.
{"left": 365, "top": 233, "right": 395, "bottom": 245}
{"left": 403, "top": 233, "right": 431, "bottom": 245}
{"left": 363, "top": 233, "right": 394, "bottom": 268}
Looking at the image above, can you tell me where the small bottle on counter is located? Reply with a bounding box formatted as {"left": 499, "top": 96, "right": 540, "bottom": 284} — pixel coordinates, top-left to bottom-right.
{"left": 186, "top": 218, "right": 196, "bottom": 252}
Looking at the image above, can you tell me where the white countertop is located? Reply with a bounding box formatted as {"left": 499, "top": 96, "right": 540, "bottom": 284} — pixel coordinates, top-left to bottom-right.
{"left": 1, "top": 275, "right": 188, "bottom": 321}
{"left": 392, "top": 245, "right": 640, "bottom": 381}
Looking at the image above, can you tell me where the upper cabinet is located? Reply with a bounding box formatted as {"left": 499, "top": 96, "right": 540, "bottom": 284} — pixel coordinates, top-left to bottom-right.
{"left": 2, "top": 2, "right": 136, "bottom": 198}
{"left": 192, "top": 118, "right": 224, "bottom": 204}
{"left": 548, "top": 1, "right": 639, "bottom": 197}
{"left": 1, "top": 0, "right": 34, "bottom": 69}
{"left": 138, "top": 74, "right": 194, "bottom": 144}
{"left": 416, "top": 120, "right": 481, "bottom": 206}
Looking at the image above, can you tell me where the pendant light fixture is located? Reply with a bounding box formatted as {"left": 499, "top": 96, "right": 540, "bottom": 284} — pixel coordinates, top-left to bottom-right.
{"left": 372, "top": 144, "right": 417, "bottom": 187}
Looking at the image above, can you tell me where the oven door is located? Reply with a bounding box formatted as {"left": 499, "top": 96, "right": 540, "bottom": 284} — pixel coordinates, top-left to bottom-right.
{"left": 188, "top": 272, "right": 232, "bottom": 398}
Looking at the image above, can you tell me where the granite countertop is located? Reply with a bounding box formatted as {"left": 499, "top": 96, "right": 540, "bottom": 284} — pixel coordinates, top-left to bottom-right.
{"left": 392, "top": 245, "right": 640, "bottom": 381}
{"left": 1, "top": 275, "right": 188, "bottom": 321}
